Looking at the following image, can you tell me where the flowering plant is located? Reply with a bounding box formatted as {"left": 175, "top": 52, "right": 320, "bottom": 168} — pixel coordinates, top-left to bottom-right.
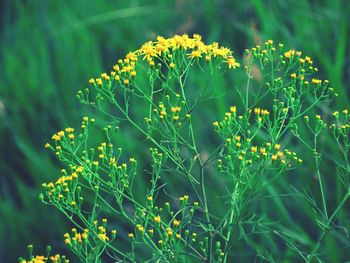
{"left": 19, "top": 34, "right": 349, "bottom": 262}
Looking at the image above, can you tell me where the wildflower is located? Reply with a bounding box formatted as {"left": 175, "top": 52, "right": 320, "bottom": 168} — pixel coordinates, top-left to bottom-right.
{"left": 274, "top": 144, "right": 281, "bottom": 150}
{"left": 98, "top": 233, "right": 109, "bottom": 241}
{"left": 101, "top": 73, "right": 110, "bottom": 81}
{"left": 284, "top": 50, "right": 295, "bottom": 59}
{"left": 188, "top": 50, "right": 202, "bottom": 59}
{"left": 251, "top": 146, "right": 257, "bottom": 153}
{"left": 32, "top": 256, "right": 46, "bottom": 263}
{"left": 126, "top": 52, "right": 138, "bottom": 62}
{"left": 154, "top": 216, "right": 161, "bottom": 223}
{"left": 261, "top": 109, "right": 270, "bottom": 116}
{"left": 305, "top": 56, "right": 313, "bottom": 64}
{"left": 226, "top": 56, "right": 240, "bottom": 69}
{"left": 137, "top": 225, "right": 144, "bottom": 232}
{"left": 179, "top": 195, "right": 189, "bottom": 201}
{"left": 96, "top": 78, "right": 102, "bottom": 85}
{"left": 173, "top": 219, "right": 180, "bottom": 227}
{"left": 140, "top": 41, "right": 157, "bottom": 60}
{"left": 312, "top": 78, "right": 322, "bottom": 85}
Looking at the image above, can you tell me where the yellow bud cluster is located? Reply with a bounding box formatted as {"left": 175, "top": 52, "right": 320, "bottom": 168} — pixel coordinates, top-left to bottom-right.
{"left": 179, "top": 195, "right": 189, "bottom": 201}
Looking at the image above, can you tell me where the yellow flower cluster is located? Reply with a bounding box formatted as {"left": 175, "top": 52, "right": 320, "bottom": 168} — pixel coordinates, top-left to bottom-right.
{"left": 248, "top": 143, "right": 302, "bottom": 164}
{"left": 254, "top": 108, "right": 270, "bottom": 116}
{"left": 330, "top": 109, "right": 350, "bottom": 132}
{"left": 64, "top": 228, "right": 89, "bottom": 245}
{"left": 64, "top": 221, "right": 115, "bottom": 248}
{"left": 179, "top": 194, "right": 189, "bottom": 202}
{"left": 224, "top": 138, "right": 302, "bottom": 166}
{"left": 126, "top": 194, "right": 198, "bottom": 250}
{"left": 248, "top": 41, "right": 323, "bottom": 85}
{"left": 20, "top": 254, "right": 69, "bottom": 263}
{"left": 88, "top": 34, "right": 239, "bottom": 89}
{"left": 45, "top": 117, "right": 95, "bottom": 156}
{"left": 42, "top": 165, "right": 84, "bottom": 197}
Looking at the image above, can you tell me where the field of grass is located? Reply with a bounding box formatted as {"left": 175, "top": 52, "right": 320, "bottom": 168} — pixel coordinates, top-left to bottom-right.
{"left": 0, "top": 0, "right": 349, "bottom": 261}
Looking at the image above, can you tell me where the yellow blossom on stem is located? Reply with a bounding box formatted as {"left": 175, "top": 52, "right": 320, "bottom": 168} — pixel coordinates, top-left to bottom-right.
{"left": 226, "top": 56, "right": 240, "bottom": 69}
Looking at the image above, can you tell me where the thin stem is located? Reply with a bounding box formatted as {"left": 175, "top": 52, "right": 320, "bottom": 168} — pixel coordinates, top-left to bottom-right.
{"left": 307, "top": 190, "right": 350, "bottom": 262}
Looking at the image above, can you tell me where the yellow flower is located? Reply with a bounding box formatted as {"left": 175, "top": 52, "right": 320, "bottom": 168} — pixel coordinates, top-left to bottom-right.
{"left": 140, "top": 41, "right": 157, "bottom": 60}
{"left": 126, "top": 52, "right": 138, "bottom": 62}
{"left": 312, "top": 78, "right": 322, "bottom": 85}
{"left": 284, "top": 50, "right": 295, "bottom": 59}
{"left": 274, "top": 144, "right": 281, "bottom": 150}
{"left": 154, "top": 216, "right": 161, "bottom": 223}
{"left": 226, "top": 56, "right": 240, "bottom": 69}
{"left": 188, "top": 50, "right": 202, "bottom": 59}
{"left": 173, "top": 219, "right": 180, "bottom": 227}
{"left": 33, "top": 256, "right": 46, "bottom": 263}
{"left": 251, "top": 146, "right": 257, "bottom": 153}
{"left": 96, "top": 78, "right": 102, "bottom": 85}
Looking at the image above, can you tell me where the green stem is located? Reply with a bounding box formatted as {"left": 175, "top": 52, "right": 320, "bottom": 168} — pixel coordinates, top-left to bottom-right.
{"left": 307, "top": 190, "right": 350, "bottom": 262}
{"left": 314, "top": 134, "right": 328, "bottom": 219}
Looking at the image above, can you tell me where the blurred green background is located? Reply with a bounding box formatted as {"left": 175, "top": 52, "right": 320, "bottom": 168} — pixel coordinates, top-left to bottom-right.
{"left": 0, "top": 0, "right": 349, "bottom": 261}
